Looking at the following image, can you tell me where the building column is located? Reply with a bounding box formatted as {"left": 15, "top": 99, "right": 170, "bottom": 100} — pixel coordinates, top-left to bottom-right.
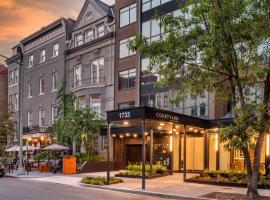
{"left": 215, "top": 132, "right": 220, "bottom": 170}
{"left": 106, "top": 122, "right": 111, "bottom": 184}
{"left": 203, "top": 130, "right": 209, "bottom": 170}
{"left": 142, "top": 120, "right": 146, "bottom": 189}
{"left": 266, "top": 134, "right": 270, "bottom": 176}
{"left": 150, "top": 129, "right": 153, "bottom": 178}
{"left": 183, "top": 124, "right": 187, "bottom": 181}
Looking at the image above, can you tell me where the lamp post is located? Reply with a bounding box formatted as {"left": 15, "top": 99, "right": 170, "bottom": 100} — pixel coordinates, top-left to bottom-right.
{"left": 1, "top": 54, "right": 25, "bottom": 175}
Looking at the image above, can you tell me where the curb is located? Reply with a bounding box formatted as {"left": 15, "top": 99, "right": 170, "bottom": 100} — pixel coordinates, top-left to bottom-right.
{"left": 80, "top": 183, "right": 210, "bottom": 200}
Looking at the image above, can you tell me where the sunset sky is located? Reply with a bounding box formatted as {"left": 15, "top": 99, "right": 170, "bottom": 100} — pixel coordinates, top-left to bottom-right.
{"left": 0, "top": 0, "right": 114, "bottom": 64}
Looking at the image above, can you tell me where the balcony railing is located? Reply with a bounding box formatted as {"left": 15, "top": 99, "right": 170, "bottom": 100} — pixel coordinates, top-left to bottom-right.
{"left": 72, "top": 77, "right": 106, "bottom": 89}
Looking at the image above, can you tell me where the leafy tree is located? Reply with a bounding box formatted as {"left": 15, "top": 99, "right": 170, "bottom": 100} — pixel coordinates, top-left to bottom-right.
{"left": 130, "top": 0, "right": 270, "bottom": 198}
{"left": 54, "top": 85, "right": 103, "bottom": 156}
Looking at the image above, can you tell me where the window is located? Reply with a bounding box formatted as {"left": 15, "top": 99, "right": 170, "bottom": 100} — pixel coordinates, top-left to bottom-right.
{"left": 14, "top": 69, "right": 18, "bottom": 84}
{"left": 9, "top": 69, "right": 18, "bottom": 86}
{"left": 90, "top": 95, "right": 101, "bottom": 115}
{"left": 120, "top": 3, "right": 137, "bottom": 28}
{"left": 75, "top": 34, "right": 83, "bottom": 46}
{"left": 9, "top": 95, "right": 13, "bottom": 109}
{"left": 141, "top": 57, "right": 159, "bottom": 85}
{"left": 142, "top": 19, "right": 163, "bottom": 43}
{"left": 39, "top": 76, "right": 45, "bottom": 95}
{"left": 85, "top": 29, "right": 95, "bottom": 42}
{"left": 191, "top": 107, "right": 197, "bottom": 117}
{"left": 9, "top": 70, "right": 14, "bottom": 86}
{"left": 118, "top": 101, "right": 135, "bottom": 110}
{"left": 102, "top": 136, "right": 107, "bottom": 150}
{"left": 39, "top": 108, "right": 45, "bottom": 127}
{"left": 119, "top": 36, "right": 136, "bottom": 58}
{"left": 91, "top": 58, "right": 104, "bottom": 84}
{"left": 52, "top": 72, "right": 58, "bottom": 91}
{"left": 53, "top": 43, "right": 59, "bottom": 57}
{"left": 74, "top": 65, "right": 82, "bottom": 87}
{"left": 51, "top": 105, "right": 58, "bottom": 123}
{"left": 200, "top": 103, "right": 207, "bottom": 116}
{"left": 142, "top": 0, "right": 172, "bottom": 12}
{"left": 78, "top": 96, "right": 86, "bottom": 108}
{"left": 40, "top": 49, "right": 46, "bottom": 63}
{"left": 28, "top": 55, "right": 34, "bottom": 68}
{"left": 164, "top": 94, "right": 168, "bottom": 107}
{"left": 118, "top": 68, "right": 136, "bottom": 90}
{"left": 28, "top": 80, "right": 32, "bottom": 98}
{"left": 27, "top": 110, "right": 33, "bottom": 128}
{"left": 14, "top": 94, "right": 18, "bottom": 111}
{"left": 97, "top": 24, "right": 104, "bottom": 38}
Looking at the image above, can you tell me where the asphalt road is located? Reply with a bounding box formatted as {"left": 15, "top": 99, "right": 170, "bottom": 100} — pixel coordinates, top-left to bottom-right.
{"left": 0, "top": 178, "right": 164, "bottom": 200}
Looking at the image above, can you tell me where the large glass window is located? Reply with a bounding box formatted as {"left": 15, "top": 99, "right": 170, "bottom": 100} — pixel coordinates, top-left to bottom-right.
{"left": 91, "top": 58, "right": 104, "bottom": 84}
{"left": 118, "top": 68, "right": 136, "bottom": 90}
{"left": 119, "top": 36, "right": 136, "bottom": 58}
{"left": 75, "top": 34, "right": 83, "bottom": 47}
{"left": 141, "top": 57, "right": 159, "bottom": 84}
{"left": 74, "top": 65, "right": 82, "bottom": 87}
{"left": 85, "top": 29, "right": 95, "bottom": 42}
{"left": 28, "top": 55, "right": 34, "bottom": 68}
{"left": 120, "top": 3, "right": 137, "bottom": 28}
{"left": 142, "top": 0, "right": 172, "bottom": 12}
{"left": 39, "top": 76, "right": 45, "bottom": 95}
{"left": 142, "top": 19, "right": 163, "bottom": 43}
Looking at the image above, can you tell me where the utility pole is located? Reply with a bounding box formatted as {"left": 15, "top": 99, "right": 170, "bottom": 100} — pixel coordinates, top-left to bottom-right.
{"left": 1, "top": 54, "right": 25, "bottom": 175}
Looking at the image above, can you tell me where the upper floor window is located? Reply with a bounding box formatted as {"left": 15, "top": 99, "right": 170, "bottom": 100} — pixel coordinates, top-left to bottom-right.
{"left": 119, "top": 36, "right": 136, "bottom": 58}
{"left": 118, "top": 101, "right": 135, "bottom": 110}
{"left": 51, "top": 105, "right": 58, "bottom": 123}
{"left": 14, "top": 69, "right": 18, "bottom": 85}
{"left": 39, "top": 108, "right": 45, "bottom": 127}
{"left": 142, "top": 0, "right": 172, "bottom": 12}
{"left": 40, "top": 49, "right": 46, "bottom": 63}
{"left": 74, "top": 65, "right": 82, "bottom": 87}
{"left": 97, "top": 24, "right": 104, "bottom": 38}
{"left": 191, "top": 106, "right": 197, "bottom": 117}
{"left": 27, "top": 110, "right": 33, "bottom": 128}
{"left": 90, "top": 95, "right": 101, "bottom": 116}
{"left": 53, "top": 43, "right": 59, "bottom": 57}
{"left": 28, "top": 80, "right": 32, "bottom": 98}
{"left": 78, "top": 96, "right": 86, "bottom": 109}
{"left": 91, "top": 58, "right": 104, "bottom": 84}
{"left": 120, "top": 3, "right": 137, "bottom": 28}
{"left": 13, "top": 93, "right": 19, "bottom": 111}
{"left": 85, "top": 29, "right": 95, "bottom": 42}
{"left": 200, "top": 103, "right": 207, "bottom": 116}
{"left": 118, "top": 68, "right": 136, "bottom": 90}
{"left": 39, "top": 76, "right": 45, "bottom": 95}
{"left": 28, "top": 55, "right": 34, "bottom": 68}
{"left": 9, "top": 69, "right": 18, "bottom": 86}
{"left": 75, "top": 34, "right": 83, "bottom": 47}
{"left": 52, "top": 72, "right": 58, "bottom": 91}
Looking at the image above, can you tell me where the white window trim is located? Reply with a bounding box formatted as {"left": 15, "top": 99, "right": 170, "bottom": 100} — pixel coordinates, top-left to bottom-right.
{"left": 52, "top": 43, "right": 59, "bottom": 58}
{"left": 39, "top": 76, "right": 45, "bottom": 95}
{"left": 51, "top": 72, "right": 58, "bottom": 92}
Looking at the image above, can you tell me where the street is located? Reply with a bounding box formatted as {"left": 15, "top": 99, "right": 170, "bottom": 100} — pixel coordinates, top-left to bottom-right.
{"left": 0, "top": 178, "right": 164, "bottom": 200}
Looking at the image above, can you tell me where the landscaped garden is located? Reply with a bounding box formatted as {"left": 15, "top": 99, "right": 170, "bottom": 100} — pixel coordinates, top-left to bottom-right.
{"left": 115, "top": 162, "right": 168, "bottom": 179}
{"left": 188, "top": 170, "right": 270, "bottom": 189}
{"left": 81, "top": 176, "right": 123, "bottom": 185}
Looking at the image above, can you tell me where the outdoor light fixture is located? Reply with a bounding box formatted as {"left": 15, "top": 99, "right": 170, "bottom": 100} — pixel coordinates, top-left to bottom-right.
{"left": 123, "top": 121, "right": 129, "bottom": 125}
{"left": 170, "top": 136, "right": 173, "bottom": 152}
{"left": 173, "top": 129, "right": 176, "bottom": 132}
{"left": 160, "top": 123, "right": 164, "bottom": 126}
{"left": 175, "top": 132, "right": 179, "bottom": 135}
{"left": 112, "top": 134, "right": 116, "bottom": 138}
{"left": 125, "top": 133, "right": 130, "bottom": 137}
{"left": 175, "top": 125, "right": 179, "bottom": 128}
{"left": 133, "top": 134, "right": 138, "bottom": 138}
{"left": 194, "top": 130, "right": 198, "bottom": 133}
{"left": 214, "top": 128, "right": 218, "bottom": 132}
{"left": 27, "top": 138, "right": 32, "bottom": 142}
{"left": 158, "top": 126, "right": 162, "bottom": 130}
{"left": 189, "top": 128, "right": 193, "bottom": 131}
{"left": 267, "top": 134, "right": 270, "bottom": 156}
{"left": 215, "top": 133, "right": 219, "bottom": 151}
{"left": 120, "top": 135, "right": 124, "bottom": 139}
{"left": 41, "top": 136, "right": 45, "bottom": 141}
{"left": 200, "top": 130, "right": 205, "bottom": 134}
{"left": 145, "top": 132, "right": 148, "bottom": 136}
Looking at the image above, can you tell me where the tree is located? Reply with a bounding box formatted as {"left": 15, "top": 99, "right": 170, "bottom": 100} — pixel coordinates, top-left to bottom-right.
{"left": 130, "top": 0, "right": 270, "bottom": 198}
{"left": 54, "top": 86, "right": 103, "bottom": 156}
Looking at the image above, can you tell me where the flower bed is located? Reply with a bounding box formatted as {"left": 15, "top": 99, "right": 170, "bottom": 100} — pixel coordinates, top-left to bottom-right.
{"left": 115, "top": 162, "right": 169, "bottom": 179}
{"left": 81, "top": 177, "right": 123, "bottom": 185}
{"left": 188, "top": 170, "right": 270, "bottom": 189}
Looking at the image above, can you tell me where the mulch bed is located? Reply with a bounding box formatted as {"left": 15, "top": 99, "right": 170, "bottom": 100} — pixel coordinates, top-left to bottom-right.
{"left": 201, "top": 192, "right": 270, "bottom": 200}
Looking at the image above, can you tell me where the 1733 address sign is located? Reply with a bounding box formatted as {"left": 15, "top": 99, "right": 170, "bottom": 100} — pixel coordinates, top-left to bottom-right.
{"left": 119, "top": 112, "right": 131, "bottom": 119}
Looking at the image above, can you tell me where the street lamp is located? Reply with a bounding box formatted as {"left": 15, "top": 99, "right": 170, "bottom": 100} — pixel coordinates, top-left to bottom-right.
{"left": 1, "top": 53, "right": 25, "bottom": 175}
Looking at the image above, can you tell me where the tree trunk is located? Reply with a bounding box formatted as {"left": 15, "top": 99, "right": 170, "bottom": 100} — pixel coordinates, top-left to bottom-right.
{"left": 247, "top": 132, "right": 265, "bottom": 199}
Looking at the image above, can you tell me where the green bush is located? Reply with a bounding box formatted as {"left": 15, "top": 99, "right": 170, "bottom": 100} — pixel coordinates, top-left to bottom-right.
{"left": 75, "top": 153, "right": 105, "bottom": 164}
{"left": 34, "top": 152, "right": 49, "bottom": 161}
{"left": 81, "top": 177, "right": 123, "bottom": 185}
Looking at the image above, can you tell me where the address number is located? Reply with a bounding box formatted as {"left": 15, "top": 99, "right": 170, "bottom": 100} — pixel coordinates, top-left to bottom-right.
{"left": 119, "top": 112, "right": 130, "bottom": 119}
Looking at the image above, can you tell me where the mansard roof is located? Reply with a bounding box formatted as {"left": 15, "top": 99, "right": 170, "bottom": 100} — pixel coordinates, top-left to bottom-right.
{"left": 95, "top": 0, "right": 114, "bottom": 18}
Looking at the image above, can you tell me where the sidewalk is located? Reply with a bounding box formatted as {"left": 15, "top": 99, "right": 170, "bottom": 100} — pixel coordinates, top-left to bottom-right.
{"left": 11, "top": 172, "right": 270, "bottom": 199}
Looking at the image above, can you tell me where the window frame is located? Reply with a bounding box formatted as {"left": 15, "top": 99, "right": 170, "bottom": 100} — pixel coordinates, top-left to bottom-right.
{"left": 97, "top": 24, "right": 105, "bottom": 38}
{"left": 28, "top": 55, "right": 34, "bottom": 68}
{"left": 52, "top": 43, "right": 59, "bottom": 57}
{"left": 118, "top": 68, "right": 136, "bottom": 90}
{"left": 73, "top": 65, "right": 82, "bottom": 87}
{"left": 52, "top": 72, "right": 58, "bottom": 91}
{"left": 39, "top": 108, "right": 45, "bottom": 127}
{"left": 40, "top": 49, "right": 46, "bottom": 63}
{"left": 39, "top": 76, "right": 45, "bottom": 95}
{"left": 120, "top": 3, "right": 137, "bottom": 28}
{"left": 75, "top": 33, "right": 83, "bottom": 47}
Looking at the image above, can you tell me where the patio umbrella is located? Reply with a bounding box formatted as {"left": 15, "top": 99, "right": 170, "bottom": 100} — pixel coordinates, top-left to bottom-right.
{"left": 22, "top": 145, "right": 39, "bottom": 151}
{"left": 5, "top": 145, "right": 20, "bottom": 152}
{"left": 42, "top": 144, "right": 69, "bottom": 151}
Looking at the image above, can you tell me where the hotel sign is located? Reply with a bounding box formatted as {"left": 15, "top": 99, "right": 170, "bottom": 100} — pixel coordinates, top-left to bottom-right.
{"left": 154, "top": 112, "right": 179, "bottom": 123}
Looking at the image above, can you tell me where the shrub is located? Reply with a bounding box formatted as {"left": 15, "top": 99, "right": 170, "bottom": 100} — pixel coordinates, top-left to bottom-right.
{"left": 81, "top": 177, "right": 123, "bottom": 185}
{"left": 75, "top": 153, "right": 105, "bottom": 164}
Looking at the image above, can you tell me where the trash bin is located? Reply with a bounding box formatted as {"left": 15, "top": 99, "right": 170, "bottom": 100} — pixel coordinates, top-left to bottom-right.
{"left": 62, "top": 156, "right": 76, "bottom": 175}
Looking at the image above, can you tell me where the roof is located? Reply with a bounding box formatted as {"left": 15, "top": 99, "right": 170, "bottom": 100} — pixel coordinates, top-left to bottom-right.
{"left": 0, "top": 65, "right": 8, "bottom": 76}
{"left": 94, "top": 0, "right": 114, "bottom": 18}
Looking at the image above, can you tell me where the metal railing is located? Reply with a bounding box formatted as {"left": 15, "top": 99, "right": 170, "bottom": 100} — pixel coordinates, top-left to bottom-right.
{"left": 72, "top": 77, "right": 106, "bottom": 89}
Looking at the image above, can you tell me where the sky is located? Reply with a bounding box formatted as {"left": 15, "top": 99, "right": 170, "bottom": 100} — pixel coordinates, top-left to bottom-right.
{"left": 0, "top": 0, "right": 115, "bottom": 64}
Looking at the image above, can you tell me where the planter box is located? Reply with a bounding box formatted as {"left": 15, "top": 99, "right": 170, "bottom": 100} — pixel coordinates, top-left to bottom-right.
{"left": 115, "top": 172, "right": 170, "bottom": 179}
{"left": 77, "top": 161, "right": 115, "bottom": 173}
{"left": 186, "top": 178, "right": 270, "bottom": 189}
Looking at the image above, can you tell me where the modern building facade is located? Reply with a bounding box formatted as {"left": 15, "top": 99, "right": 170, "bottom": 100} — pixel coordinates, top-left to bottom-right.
{"left": 66, "top": 0, "right": 115, "bottom": 156}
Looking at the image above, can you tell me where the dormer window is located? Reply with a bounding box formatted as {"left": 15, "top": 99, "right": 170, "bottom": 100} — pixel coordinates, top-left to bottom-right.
{"left": 85, "top": 29, "right": 95, "bottom": 42}
{"left": 75, "top": 34, "right": 83, "bottom": 47}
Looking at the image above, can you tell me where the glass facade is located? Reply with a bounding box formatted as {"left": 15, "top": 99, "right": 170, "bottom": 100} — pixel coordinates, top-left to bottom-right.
{"left": 120, "top": 3, "right": 137, "bottom": 28}
{"left": 142, "top": 0, "right": 172, "bottom": 12}
{"left": 118, "top": 68, "right": 136, "bottom": 90}
{"left": 119, "top": 36, "right": 136, "bottom": 58}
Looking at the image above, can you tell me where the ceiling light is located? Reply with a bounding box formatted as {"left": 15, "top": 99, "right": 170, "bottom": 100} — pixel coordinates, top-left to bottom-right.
{"left": 123, "top": 121, "right": 129, "bottom": 125}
